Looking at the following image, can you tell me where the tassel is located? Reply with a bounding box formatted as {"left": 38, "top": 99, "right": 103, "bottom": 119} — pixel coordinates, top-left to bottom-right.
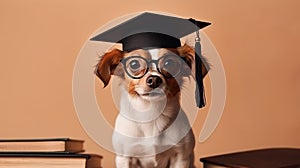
{"left": 195, "top": 28, "right": 206, "bottom": 108}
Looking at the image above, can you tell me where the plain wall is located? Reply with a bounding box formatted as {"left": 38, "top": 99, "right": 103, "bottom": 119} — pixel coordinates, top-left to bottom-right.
{"left": 0, "top": 0, "right": 299, "bottom": 167}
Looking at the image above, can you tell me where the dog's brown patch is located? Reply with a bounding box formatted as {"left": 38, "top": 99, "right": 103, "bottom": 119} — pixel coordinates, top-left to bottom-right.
{"left": 95, "top": 49, "right": 124, "bottom": 87}
{"left": 165, "top": 77, "right": 181, "bottom": 98}
{"left": 176, "top": 44, "right": 208, "bottom": 77}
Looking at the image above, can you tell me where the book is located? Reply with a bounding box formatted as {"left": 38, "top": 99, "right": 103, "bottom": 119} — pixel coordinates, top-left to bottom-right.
{"left": 0, "top": 152, "right": 102, "bottom": 168}
{"left": 0, "top": 138, "right": 84, "bottom": 153}
{"left": 200, "top": 148, "right": 300, "bottom": 168}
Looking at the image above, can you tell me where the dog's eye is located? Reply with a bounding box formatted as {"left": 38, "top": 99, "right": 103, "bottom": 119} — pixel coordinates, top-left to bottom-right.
{"left": 129, "top": 60, "right": 141, "bottom": 70}
{"left": 159, "top": 56, "right": 181, "bottom": 78}
{"left": 164, "top": 59, "right": 175, "bottom": 67}
{"left": 125, "top": 57, "right": 148, "bottom": 78}
{"left": 162, "top": 59, "right": 178, "bottom": 73}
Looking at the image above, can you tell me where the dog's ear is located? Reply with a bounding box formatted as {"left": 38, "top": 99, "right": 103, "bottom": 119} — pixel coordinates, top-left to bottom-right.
{"left": 95, "top": 49, "right": 124, "bottom": 87}
{"left": 178, "top": 44, "right": 209, "bottom": 78}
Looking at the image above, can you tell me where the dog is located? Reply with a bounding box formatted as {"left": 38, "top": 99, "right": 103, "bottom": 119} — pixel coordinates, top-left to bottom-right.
{"left": 95, "top": 44, "right": 208, "bottom": 168}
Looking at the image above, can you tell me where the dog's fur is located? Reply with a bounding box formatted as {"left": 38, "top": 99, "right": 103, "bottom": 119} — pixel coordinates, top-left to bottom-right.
{"left": 95, "top": 44, "right": 208, "bottom": 168}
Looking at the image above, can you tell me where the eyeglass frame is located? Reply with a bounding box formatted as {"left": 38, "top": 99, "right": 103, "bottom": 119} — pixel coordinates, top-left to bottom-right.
{"left": 120, "top": 55, "right": 186, "bottom": 79}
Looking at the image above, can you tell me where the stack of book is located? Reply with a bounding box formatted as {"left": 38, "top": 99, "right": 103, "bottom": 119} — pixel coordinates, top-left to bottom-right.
{"left": 0, "top": 138, "right": 102, "bottom": 168}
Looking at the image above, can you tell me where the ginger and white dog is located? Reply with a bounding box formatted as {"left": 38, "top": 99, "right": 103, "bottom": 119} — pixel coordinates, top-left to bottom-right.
{"left": 95, "top": 44, "right": 208, "bottom": 168}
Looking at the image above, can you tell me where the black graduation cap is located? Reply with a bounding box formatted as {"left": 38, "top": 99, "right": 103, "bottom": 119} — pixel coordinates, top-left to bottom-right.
{"left": 91, "top": 12, "right": 211, "bottom": 108}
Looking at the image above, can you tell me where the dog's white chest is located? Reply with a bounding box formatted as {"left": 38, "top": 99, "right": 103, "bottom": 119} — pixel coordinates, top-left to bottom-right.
{"left": 112, "top": 107, "right": 192, "bottom": 155}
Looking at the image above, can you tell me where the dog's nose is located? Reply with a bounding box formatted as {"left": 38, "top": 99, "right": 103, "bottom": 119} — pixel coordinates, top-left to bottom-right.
{"left": 146, "top": 75, "right": 162, "bottom": 88}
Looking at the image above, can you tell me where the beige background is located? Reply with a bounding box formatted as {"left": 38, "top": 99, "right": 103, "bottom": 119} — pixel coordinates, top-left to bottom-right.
{"left": 0, "top": 0, "right": 299, "bottom": 167}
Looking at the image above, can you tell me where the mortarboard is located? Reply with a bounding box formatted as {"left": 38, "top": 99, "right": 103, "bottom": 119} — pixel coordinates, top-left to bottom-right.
{"left": 91, "top": 12, "right": 211, "bottom": 108}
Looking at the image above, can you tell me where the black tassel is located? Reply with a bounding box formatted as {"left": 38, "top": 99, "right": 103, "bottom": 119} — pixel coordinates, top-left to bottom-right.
{"left": 195, "top": 29, "right": 206, "bottom": 108}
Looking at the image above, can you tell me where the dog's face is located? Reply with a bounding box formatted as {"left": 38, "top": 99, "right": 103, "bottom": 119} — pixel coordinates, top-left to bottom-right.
{"left": 121, "top": 47, "right": 193, "bottom": 102}
{"left": 95, "top": 44, "right": 207, "bottom": 102}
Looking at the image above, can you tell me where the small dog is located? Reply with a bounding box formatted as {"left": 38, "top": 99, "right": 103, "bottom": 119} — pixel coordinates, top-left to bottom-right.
{"left": 95, "top": 44, "right": 208, "bottom": 168}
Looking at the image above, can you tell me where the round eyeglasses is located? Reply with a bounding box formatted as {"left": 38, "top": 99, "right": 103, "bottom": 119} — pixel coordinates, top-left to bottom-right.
{"left": 121, "top": 55, "right": 185, "bottom": 79}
